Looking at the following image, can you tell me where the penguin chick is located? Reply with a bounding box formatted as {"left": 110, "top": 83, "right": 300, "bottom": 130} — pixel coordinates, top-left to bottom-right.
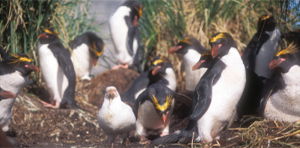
{"left": 153, "top": 32, "right": 246, "bottom": 144}
{"left": 134, "top": 82, "right": 175, "bottom": 141}
{"left": 262, "top": 39, "right": 300, "bottom": 122}
{"left": 240, "top": 15, "right": 281, "bottom": 116}
{"left": 70, "top": 32, "right": 104, "bottom": 81}
{"left": 37, "top": 28, "right": 77, "bottom": 109}
{"left": 98, "top": 86, "right": 136, "bottom": 143}
{"left": 169, "top": 36, "right": 208, "bottom": 91}
{"left": 109, "top": 0, "right": 144, "bottom": 70}
{"left": 0, "top": 54, "right": 38, "bottom": 132}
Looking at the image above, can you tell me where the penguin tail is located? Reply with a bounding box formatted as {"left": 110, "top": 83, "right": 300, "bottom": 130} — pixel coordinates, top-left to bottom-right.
{"left": 151, "top": 130, "right": 196, "bottom": 145}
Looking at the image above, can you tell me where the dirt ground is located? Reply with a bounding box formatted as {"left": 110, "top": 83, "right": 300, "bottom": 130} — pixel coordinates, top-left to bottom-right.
{"left": 6, "top": 68, "right": 300, "bottom": 147}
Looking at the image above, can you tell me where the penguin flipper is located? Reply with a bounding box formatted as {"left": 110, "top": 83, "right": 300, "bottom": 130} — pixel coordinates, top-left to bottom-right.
{"left": 48, "top": 43, "right": 77, "bottom": 108}
{"left": 242, "top": 33, "right": 269, "bottom": 69}
{"left": 133, "top": 89, "right": 148, "bottom": 117}
{"left": 151, "top": 129, "right": 197, "bottom": 145}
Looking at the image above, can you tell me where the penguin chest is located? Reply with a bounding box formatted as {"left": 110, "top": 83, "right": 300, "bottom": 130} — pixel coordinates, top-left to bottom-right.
{"left": 71, "top": 44, "right": 91, "bottom": 78}
{"left": 138, "top": 101, "right": 167, "bottom": 130}
{"left": 109, "top": 6, "right": 133, "bottom": 64}
{"left": 164, "top": 68, "right": 177, "bottom": 91}
{"left": 255, "top": 29, "right": 281, "bottom": 78}
{"left": 0, "top": 98, "right": 15, "bottom": 125}
{"left": 0, "top": 71, "right": 26, "bottom": 94}
{"left": 183, "top": 50, "right": 204, "bottom": 91}
{"left": 38, "top": 44, "right": 60, "bottom": 78}
{"left": 269, "top": 66, "right": 300, "bottom": 115}
{"left": 208, "top": 49, "right": 246, "bottom": 119}
{"left": 98, "top": 100, "right": 136, "bottom": 133}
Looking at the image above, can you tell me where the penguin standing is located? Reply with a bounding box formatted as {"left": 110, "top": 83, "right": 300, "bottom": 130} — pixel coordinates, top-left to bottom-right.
{"left": 98, "top": 86, "right": 136, "bottom": 143}
{"left": 109, "top": 0, "right": 144, "bottom": 71}
{"left": 37, "top": 29, "right": 77, "bottom": 109}
{"left": 134, "top": 82, "right": 175, "bottom": 142}
{"left": 70, "top": 32, "right": 104, "bottom": 80}
{"left": 168, "top": 37, "right": 208, "bottom": 92}
{"left": 153, "top": 32, "right": 246, "bottom": 144}
{"left": 240, "top": 15, "right": 281, "bottom": 116}
{"left": 262, "top": 32, "right": 300, "bottom": 122}
{"left": 0, "top": 54, "right": 38, "bottom": 132}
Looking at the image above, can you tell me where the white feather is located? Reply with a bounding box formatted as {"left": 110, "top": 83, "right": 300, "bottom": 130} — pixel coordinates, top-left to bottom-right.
{"left": 255, "top": 28, "right": 281, "bottom": 78}
{"left": 71, "top": 44, "right": 91, "bottom": 79}
{"left": 98, "top": 86, "right": 136, "bottom": 134}
{"left": 0, "top": 71, "right": 25, "bottom": 132}
{"left": 197, "top": 47, "right": 246, "bottom": 142}
{"left": 164, "top": 68, "right": 177, "bottom": 91}
{"left": 183, "top": 49, "right": 206, "bottom": 91}
{"left": 264, "top": 65, "right": 300, "bottom": 122}
{"left": 109, "top": 6, "right": 134, "bottom": 65}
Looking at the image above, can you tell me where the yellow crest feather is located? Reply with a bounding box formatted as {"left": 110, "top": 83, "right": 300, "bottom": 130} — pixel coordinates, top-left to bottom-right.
{"left": 151, "top": 95, "right": 173, "bottom": 112}
{"left": 209, "top": 33, "right": 226, "bottom": 43}
{"left": 10, "top": 54, "right": 32, "bottom": 63}
{"left": 276, "top": 43, "right": 298, "bottom": 56}
{"left": 180, "top": 38, "right": 192, "bottom": 45}
{"left": 260, "top": 15, "right": 271, "bottom": 21}
{"left": 44, "top": 29, "right": 57, "bottom": 35}
{"left": 152, "top": 59, "right": 164, "bottom": 65}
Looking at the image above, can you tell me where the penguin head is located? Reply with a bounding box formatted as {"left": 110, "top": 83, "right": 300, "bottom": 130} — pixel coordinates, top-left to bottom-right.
{"left": 169, "top": 36, "right": 206, "bottom": 55}
{"left": 192, "top": 51, "right": 213, "bottom": 70}
{"left": 148, "top": 88, "right": 174, "bottom": 124}
{"left": 269, "top": 43, "right": 299, "bottom": 73}
{"left": 7, "top": 54, "right": 39, "bottom": 76}
{"left": 257, "top": 15, "right": 276, "bottom": 32}
{"left": 104, "top": 86, "right": 120, "bottom": 102}
{"left": 38, "top": 28, "right": 58, "bottom": 43}
{"left": 209, "top": 32, "right": 237, "bottom": 58}
{"left": 150, "top": 57, "right": 172, "bottom": 76}
{"left": 89, "top": 37, "right": 104, "bottom": 66}
{"left": 123, "top": 0, "right": 143, "bottom": 26}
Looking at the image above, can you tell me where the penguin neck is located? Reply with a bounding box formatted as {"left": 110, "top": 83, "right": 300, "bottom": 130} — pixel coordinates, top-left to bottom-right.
{"left": 220, "top": 47, "right": 243, "bottom": 66}
{"left": 183, "top": 49, "right": 201, "bottom": 70}
{"left": 163, "top": 68, "right": 176, "bottom": 91}
{"left": 281, "top": 65, "right": 300, "bottom": 86}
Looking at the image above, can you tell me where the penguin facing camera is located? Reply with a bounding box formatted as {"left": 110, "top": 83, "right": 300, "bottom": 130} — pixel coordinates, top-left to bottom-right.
{"left": 134, "top": 82, "right": 175, "bottom": 143}
{"left": 109, "top": 0, "right": 144, "bottom": 72}
{"left": 98, "top": 86, "right": 136, "bottom": 144}
{"left": 37, "top": 28, "right": 77, "bottom": 109}
{"left": 0, "top": 53, "right": 38, "bottom": 132}
{"left": 261, "top": 33, "right": 300, "bottom": 122}
{"left": 152, "top": 32, "right": 246, "bottom": 144}
{"left": 70, "top": 32, "right": 104, "bottom": 81}
{"left": 169, "top": 36, "right": 208, "bottom": 92}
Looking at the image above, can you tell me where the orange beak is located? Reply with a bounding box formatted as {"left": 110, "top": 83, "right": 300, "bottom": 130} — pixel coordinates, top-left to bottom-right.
{"left": 162, "top": 114, "right": 168, "bottom": 124}
{"left": 211, "top": 44, "right": 222, "bottom": 58}
{"left": 269, "top": 58, "right": 286, "bottom": 69}
{"left": 151, "top": 65, "right": 161, "bottom": 75}
{"left": 168, "top": 45, "right": 182, "bottom": 54}
{"left": 192, "top": 59, "right": 206, "bottom": 71}
{"left": 26, "top": 64, "right": 39, "bottom": 72}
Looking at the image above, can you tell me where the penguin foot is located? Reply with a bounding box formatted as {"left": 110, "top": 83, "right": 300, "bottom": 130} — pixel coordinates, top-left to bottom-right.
{"left": 112, "top": 64, "right": 129, "bottom": 70}
{"left": 40, "top": 100, "right": 60, "bottom": 109}
{"left": 139, "top": 136, "right": 150, "bottom": 145}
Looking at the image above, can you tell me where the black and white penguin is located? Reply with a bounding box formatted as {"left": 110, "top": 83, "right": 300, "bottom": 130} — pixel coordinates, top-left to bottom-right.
{"left": 37, "top": 29, "right": 77, "bottom": 109}
{"left": 243, "top": 14, "right": 281, "bottom": 79}
{"left": 169, "top": 37, "right": 208, "bottom": 91}
{"left": 70, "top": 32, "right": 104, "bottom": 80}
{"left": 152, "top": 32, "right": 246, "bottom": 144}
{"left": 261, "top": 33, "right": 300, "bottom": 122}
{"left": 239, "top": 15, "right": 281, "bottom": 116}
{"left": 134, "top": 82, "right": 175, "bottom": 142}
{"left": 0, "top": 54, "right": 38, "bottom": 132}
{"left": 121, "top": 57, "right": 176, "bottom": 106}
{"left": 98, "top": 86, "right": 136, "bottom": 143}
{"left": 109, "top": 0, "right": 144, "bottom": 71}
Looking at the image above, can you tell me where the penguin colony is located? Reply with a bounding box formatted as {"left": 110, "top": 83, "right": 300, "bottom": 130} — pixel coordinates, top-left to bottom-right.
{"left": 1, "top": 0, "right": 300, "bottom": 146}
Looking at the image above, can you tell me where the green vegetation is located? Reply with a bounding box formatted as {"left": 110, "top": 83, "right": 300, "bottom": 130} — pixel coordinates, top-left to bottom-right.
{"left": 0, "top": 0, "right": 97, "bottom": 58}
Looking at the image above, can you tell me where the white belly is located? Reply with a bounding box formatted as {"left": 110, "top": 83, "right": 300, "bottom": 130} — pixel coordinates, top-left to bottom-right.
{"left": 255, "top": 29, "right": 281, "bottom": 78}
{"left": 0, "top": 71, "right": 26, "bottom": 94}
{"left": 71, "top": 44, "right": 91, "bottom": 78}
{"left": 38, "top": 44, "right": 68, "bottom": 102}
{"left": 165, "top": 68, "right": 177, "bottom": 91}
{"left": 98, "top": 99, "right": 136, "bottom": 134}
{"left": 137, "top": 101, "right": 165, "bottom": 130}
{"left": 0, "top": 98, "right": 15, "bottom": 131}
{"left": 264, "top": 65, "right": 300, "bottom": 121}
{"left": 109, "top": 6, "right": 133, "bottom": 65}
